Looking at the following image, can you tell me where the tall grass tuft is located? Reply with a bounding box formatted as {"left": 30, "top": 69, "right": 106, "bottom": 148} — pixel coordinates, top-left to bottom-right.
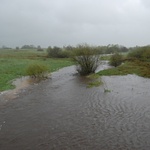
{"left": 26, "top": 63, "right": 49, "bottom": 78}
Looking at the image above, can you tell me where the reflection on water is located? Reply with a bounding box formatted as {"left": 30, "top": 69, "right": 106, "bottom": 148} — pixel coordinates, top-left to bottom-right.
{"left": 0, "top": 65, "right": 150, "bottom": 150}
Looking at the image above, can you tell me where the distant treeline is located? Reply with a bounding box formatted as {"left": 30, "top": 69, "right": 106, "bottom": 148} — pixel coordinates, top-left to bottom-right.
{"left": 0, "top": 45, "right": 44, "bottom": 51}
{"left": 1, "top": 46, "right": 12, "bottom": 49}
{"left": 47, "top": 44, "right": 129, "bottom": 58}
{"left": 1, "top": 44, "right": 150, "bottom": 61}
{"left": 47, "top": 44, "right": 150, "bottom": 60}
{"left": 21, "top": 45, "right": 37, "bottom": 49}
{"left": 0, "top": 45, "right": 39, "bottom": 49}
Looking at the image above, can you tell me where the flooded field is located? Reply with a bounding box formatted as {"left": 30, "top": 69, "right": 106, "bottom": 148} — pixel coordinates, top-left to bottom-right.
{"left": 0, "top": 64, "right": 150, "bottom": 150}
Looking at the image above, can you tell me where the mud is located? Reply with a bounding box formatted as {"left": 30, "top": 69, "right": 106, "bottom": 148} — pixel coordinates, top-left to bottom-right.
{"left": 0, "top": 64, "right": 150, "bottom": 150}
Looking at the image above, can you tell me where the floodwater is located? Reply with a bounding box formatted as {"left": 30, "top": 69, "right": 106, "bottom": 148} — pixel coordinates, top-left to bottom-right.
{"left": 0, "top": 63, "right": 150, "bottom": 150}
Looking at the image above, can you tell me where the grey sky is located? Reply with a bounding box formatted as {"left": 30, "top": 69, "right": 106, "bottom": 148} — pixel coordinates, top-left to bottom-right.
{"left": 0, "top": 0, "right": 150, "bottom": 48}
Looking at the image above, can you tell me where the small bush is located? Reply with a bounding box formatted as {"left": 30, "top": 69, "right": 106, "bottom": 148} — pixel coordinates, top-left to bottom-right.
{"left": 47, "top": 46, "right": 61, "bottom": 58}
{"left": 47, "top": 46, "right": 70, "bottom": 58}
{"left": 109, "top": 52, "right": 123, "bottom": 67}
{"left": 26, "top": 63, "right": 49, "bottom": 78}
{"left": 58, "top": 50, "right": 70, "bottom": 58}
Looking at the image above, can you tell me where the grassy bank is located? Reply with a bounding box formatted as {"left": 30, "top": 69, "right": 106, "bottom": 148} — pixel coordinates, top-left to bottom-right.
{"left": 98, "top": 60, "right": 150, "bottom": 78}
{"left": 0, "top": 49, "right": 74, "bottom": 91}
{"left": 98, "top": 47, "right": 150, "bottom": 78}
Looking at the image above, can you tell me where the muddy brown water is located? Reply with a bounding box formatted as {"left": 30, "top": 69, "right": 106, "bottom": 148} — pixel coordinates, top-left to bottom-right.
{"left": 0, "top": 63, "right": 150, "bottom": 150}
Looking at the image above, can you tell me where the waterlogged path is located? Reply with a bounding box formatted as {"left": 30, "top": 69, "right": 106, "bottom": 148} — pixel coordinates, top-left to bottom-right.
{"left": 0, "top": 64, "right": 150, "bottom": 150}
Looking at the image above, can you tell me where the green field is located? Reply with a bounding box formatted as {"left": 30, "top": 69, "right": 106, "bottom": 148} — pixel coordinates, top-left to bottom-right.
{"left": 0, "top": 49, "right": 74, "bottom": 91}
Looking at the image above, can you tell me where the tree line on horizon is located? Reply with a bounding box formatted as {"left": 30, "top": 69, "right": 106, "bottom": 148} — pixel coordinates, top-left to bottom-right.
{"left": 47, "top": 44, "right": 129, "bottom": 58}
{"left": 1, "top": 44, "right": 150, "bottom": 59}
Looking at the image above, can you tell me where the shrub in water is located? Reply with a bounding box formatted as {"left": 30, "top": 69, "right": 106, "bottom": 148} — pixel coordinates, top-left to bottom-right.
{"left": 72, "top": 44, "right": 100, "bottom": 75}
{"left": 26, "top": 63, "right": 49, "bottom": 78}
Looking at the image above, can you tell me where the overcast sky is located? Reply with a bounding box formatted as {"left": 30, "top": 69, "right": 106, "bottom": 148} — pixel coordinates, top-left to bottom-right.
{"left": 0, "top": 0, "right": 150, "bottom": 48}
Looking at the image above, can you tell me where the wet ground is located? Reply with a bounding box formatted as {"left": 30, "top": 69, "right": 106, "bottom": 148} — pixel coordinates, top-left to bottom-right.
{"left": 0, "top": 63, "right": 150, "bottom": 150}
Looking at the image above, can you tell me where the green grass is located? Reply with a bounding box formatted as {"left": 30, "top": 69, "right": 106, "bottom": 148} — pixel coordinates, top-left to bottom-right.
{"left": 0, "top": 49, "right": 74, "bottom": 91}
{"left": 98, "top": 61, "right": 150, "bottom": 78}
{"left": 100, "top": 55, "right": 111, "bottom": 60}
{"left": 100, "top": 52, "right": 128, "bottom": 61}
{"left": 0, "top": 49, "right": 46, "bottom": 59}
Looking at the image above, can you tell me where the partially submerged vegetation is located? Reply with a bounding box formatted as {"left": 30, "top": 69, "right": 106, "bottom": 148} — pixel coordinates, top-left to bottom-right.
{"left": 98, "top": 46, "right": 150, "bottom": 78}
{"left": 72, "top": 45, "right": 100, "bottom": 75}
{"left": 86, "top": 74, "right": 103, "bottom": 88}
{"left": 0, "top": 44, "right": 150, "bottom": 91}
{"left": 26, "top": 63, "right": 49, "bottom": 78}
{"left": 98, "top": 61, "right": 150, "bottom": 78}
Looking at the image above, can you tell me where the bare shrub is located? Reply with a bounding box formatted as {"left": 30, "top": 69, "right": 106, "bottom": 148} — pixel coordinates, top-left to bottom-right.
{"left": 72, "top": 45, "right": 100, "bottom": 75}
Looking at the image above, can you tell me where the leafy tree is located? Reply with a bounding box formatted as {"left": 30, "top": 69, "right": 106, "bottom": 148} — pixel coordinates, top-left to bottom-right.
{"left": 21, "top": 45, "right": 36, "bottom": 49}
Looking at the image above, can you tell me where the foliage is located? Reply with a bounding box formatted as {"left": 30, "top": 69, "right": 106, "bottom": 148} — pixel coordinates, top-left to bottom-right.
{"left": 72, "top": 45, "right": 100, "bottom": 75}
{"left": 21, "top": 45, "right": 36, "bottom": 49}
{"left": 47, "top": 46, "right": 70, "bottom": 58}
{"left": 109, "top": 52, "right": 123, "bottom": 67}
{"left": 37, "top": 45, "right": 43, "bottom": 51}
{"left": 59, "top": 50, "right": 71, "bottom": 58}
{"left": 98, "top": 61, "right": 150, "bottom": 78}
{"left": 26, "top": 63, "right": 49, "bottom": 78}
{"left": 87, "top": 80, "right": 102, "bottom": 88}
{"left": 86, "top": 74, "right": 103, "bottom": 88}
{"left": 16, "top": 47, "right": 19, "bottom": 50}
{"left": 47, "top": 46, "right": 61, "bottom": 58}
{"left": 90, "top": 44, "right": 128, "bottom": 54}
{"left": 128, "top": 46, "right": 150, "bottom": 61}
{"left": 46, "top": 44, "right": 129, "bottom": 58}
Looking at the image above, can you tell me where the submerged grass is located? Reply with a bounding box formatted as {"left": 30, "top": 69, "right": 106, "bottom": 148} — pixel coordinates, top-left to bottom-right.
{"left": 86, "top": 74, "right": 103, "bottom": 88}
{"left": 98, "top": 61, "right": 150, "bottom": 78}
{"left": 0, "top": 49, "right": 74, "bottom": 91}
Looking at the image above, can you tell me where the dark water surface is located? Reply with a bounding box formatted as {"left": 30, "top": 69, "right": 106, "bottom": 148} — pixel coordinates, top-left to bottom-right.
{"left": 0, "top": 65, "right": 150, "bottom": 150}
